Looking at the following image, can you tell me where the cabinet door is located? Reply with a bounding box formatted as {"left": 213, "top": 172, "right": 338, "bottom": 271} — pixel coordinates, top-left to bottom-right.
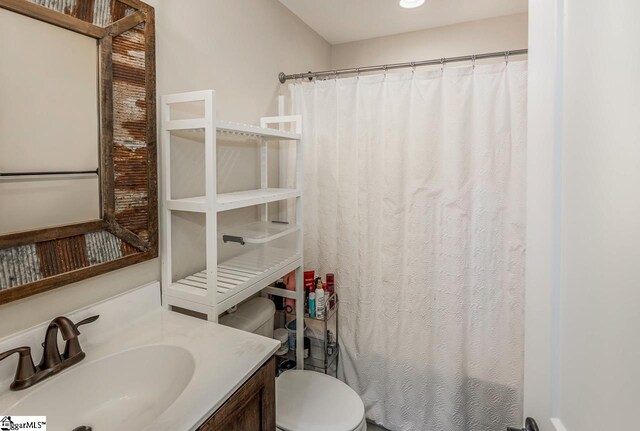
{"left": 198, "top": 357, "right": 276, "bottom": 431}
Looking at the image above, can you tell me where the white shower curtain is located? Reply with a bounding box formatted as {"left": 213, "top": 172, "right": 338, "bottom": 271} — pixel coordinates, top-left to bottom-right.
{"left": 287, "top": 61, "right": 527, "bottom": 431}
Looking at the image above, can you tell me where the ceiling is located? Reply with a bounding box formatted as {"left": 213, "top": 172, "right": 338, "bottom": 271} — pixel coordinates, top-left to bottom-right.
{"left": 278, "top": 0, "right": 528, "bottom": 45}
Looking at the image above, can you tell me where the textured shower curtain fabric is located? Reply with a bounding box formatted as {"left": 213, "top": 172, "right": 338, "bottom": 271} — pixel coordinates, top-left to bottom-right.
{"left": 287, "top": 61, "right": 527, "bottom": 431}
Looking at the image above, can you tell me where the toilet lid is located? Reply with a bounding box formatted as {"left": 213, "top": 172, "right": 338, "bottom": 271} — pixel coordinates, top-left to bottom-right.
{"left": 276, "top": 370, "right": 365, "bottom": 431}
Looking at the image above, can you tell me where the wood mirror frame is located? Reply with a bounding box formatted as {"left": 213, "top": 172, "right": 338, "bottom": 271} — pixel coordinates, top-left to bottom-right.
{"left": 0, "top": 0, "right": 157, "bottom": 304}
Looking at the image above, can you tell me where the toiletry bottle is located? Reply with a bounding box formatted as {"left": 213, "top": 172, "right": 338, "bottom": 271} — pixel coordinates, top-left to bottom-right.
{"left": 304, "top": 270, "right": 315, "bottom": 291}
{"left": 326, "top": 273, "right": 335, "bottom": 308}
{"left": 309, "top": 291, "right": 316, "bottom": 318}
{"left": 303, "top": 270, "right": 315, "bottom": 314}
{"left": 315, "top": 278, "right": 325, "bottom": 319}
{"left": 284, "top": 271, "right": 296, "bottom": 314}
{"left": 273, "top": 279, "right": 286, "bottom": 311}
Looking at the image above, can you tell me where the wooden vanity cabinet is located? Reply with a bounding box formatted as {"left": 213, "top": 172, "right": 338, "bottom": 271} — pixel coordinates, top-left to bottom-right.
{"left": 198, "top": 356, "right": 276, "bottom": 431}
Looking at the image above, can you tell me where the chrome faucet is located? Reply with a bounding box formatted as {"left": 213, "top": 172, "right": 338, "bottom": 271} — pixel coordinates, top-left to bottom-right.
{"left": 0, "top": 315, "right": 99, "bottom": 391}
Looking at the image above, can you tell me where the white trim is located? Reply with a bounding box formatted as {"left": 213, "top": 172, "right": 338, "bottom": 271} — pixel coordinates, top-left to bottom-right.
{"left": 524, "top": 0, "right": 563, "bottom": 423}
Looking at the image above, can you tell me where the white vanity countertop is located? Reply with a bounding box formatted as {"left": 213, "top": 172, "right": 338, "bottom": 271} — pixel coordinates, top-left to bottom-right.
{"left": 0, "top": 282, "right": 280, "bottom": 430}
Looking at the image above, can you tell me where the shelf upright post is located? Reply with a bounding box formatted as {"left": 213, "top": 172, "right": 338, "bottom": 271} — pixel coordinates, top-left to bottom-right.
{"left": 260, "top": 136, "right": 268, "bottom": 222}
{"left": 295, "top": 117, "right": 304, "bottom": 369}
{"left": 295, "top": 266, "right": 304, "bottom": 368}
{"left": 160, "top": 95, "right": 173, "bottom": 313}
{"left": 276, "top": 96, "right": 288, "bottom": 222}
{"left": 204, "top": 90, "right": 218, "bottom": 322}
{"left": 262, "top": 113, "right": 304, "bottom": 369}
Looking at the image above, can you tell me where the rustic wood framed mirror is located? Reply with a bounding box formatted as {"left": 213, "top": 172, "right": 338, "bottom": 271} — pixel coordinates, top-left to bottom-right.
{"left": 0, "top": 0, "right": 157, "bottom": 304}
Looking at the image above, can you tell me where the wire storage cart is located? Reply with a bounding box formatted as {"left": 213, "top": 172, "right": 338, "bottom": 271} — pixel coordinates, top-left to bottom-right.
{"left": 273, "top": 291, "right": 339, "bottom": 376}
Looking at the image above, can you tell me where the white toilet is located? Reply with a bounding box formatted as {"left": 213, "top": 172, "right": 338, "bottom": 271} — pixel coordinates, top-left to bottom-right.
{"left": 220, "top": 298, "right": 367, "bottom": 431}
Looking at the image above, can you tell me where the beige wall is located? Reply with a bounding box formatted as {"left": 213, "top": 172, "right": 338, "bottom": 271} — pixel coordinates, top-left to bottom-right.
{"left": 0, "top": 0, "right": 330, "bottom": 338}
{"left": 331, "top": 13, "right": 527, "bottom": 70}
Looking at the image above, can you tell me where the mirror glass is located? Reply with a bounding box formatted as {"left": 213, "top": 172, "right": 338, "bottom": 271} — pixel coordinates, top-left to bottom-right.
{"left": 0, "top": 8, "right": 100, "bottom": 235}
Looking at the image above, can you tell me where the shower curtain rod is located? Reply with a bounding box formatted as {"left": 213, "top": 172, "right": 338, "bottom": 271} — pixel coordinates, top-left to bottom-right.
{"left": 278, "top": 48, "right": 528, "bottom": 83}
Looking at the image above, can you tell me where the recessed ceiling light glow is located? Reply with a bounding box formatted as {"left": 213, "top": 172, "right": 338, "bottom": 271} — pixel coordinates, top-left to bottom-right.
{"left": 399, "top": 0, "right": 425, "bottom": 9}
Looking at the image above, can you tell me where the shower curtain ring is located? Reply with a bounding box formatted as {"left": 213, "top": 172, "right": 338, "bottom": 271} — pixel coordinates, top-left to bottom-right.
{"left": 334, "top": 70, "right": 338, "bottom": 81}
{"left": 384, "top": 64, "right": 388, "bottom": 77}
{"left": 411, "top": 61, "right": 416, "bottom": 74}
{"left": 472, "top": 55, "right": 476, "bottom": 69}
{"left": 356, "top": 68, "right": 361, "bottom": 79}
{"left": 505, "top": 51, "right": 510, "bottom": 64}
{"left": 440, "top": 57, "right": 446, "bottom": 72}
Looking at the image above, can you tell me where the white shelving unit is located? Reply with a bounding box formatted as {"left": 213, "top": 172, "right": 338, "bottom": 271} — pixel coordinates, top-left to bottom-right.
{"left": 160, "top": 89, "right": 305, "bottom": 367}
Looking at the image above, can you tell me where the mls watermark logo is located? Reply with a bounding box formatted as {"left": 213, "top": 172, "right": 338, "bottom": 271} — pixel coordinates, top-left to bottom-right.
{"left": 0, "top": 416, "right": 46, "bottom": 430}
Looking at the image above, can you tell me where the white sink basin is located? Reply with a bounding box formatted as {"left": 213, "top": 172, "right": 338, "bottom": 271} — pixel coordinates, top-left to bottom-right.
{"left": 8, "top": 345, "right": 195, "bottom": 430}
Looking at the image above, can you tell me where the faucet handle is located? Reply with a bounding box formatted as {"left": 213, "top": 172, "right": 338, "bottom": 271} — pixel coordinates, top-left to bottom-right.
{"left": 76, "top": 315, "right": 100, "bottom": 328}
{"left": 0, "top": 346, "right": 36, "bottom": 390}
{"left": 63, "top": 315, "right": 100, "bottom": 360}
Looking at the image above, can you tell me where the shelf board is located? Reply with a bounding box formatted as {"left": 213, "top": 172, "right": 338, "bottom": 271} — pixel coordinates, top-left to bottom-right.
{"left": 217, "top": 120, "right": 301, "bottom": 141}
{"left": 283, "top": 294, "right": 338, "bottom": 322}
{"left": 167, "top": 128, "right": 206, "bottom": 141}
{"left": 165, "top": 196, "right": 208, "bottom": 212}
{"left": 305, "top": 305, "right": 338, "bottom": 323}
{"left": 217, "top": 188, "right": 300, "bottom": 212}
{"left": 164, "top": 119, "right": 209, "bottom": 131}
{"left": 168, "top": 248, "right": 302, "bottom": 313}
{"left": 222, "top": 221, "right": 299, "bottom": 244}
{"left": 164, "top": 120, "right": 301, "bottom": 141}
{"left": 166, "top": 188, "right": 300, "bottom": 213}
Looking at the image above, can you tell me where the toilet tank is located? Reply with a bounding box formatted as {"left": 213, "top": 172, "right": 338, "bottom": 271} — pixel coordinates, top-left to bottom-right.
{"left": 219, "top": 297, "right": 275, "bottom": 338}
